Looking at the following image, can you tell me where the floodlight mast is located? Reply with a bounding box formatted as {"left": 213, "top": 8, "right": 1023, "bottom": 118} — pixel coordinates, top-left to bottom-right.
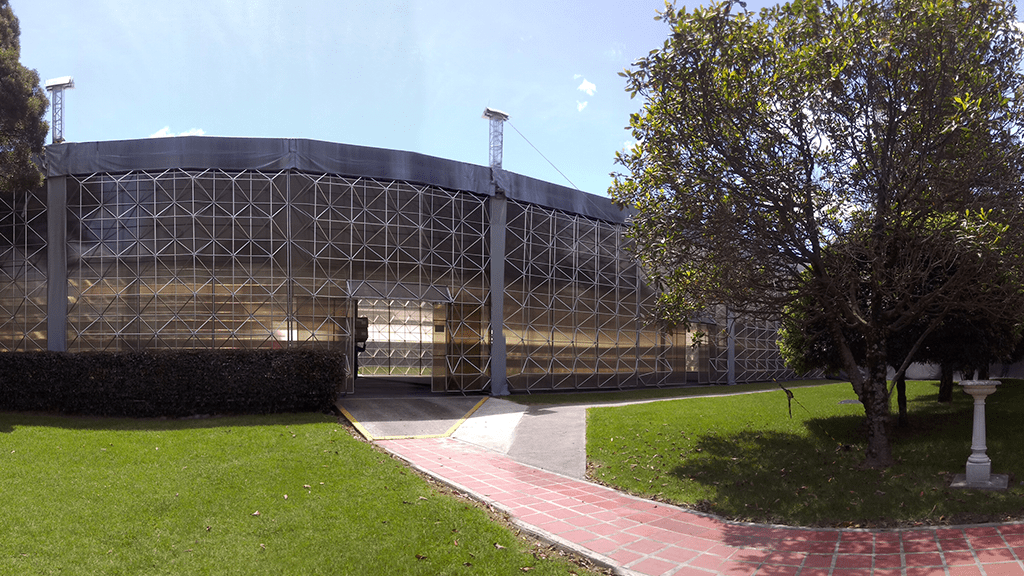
{"left": 45, "top": 76, "right": 75, "bottom": 144}
{"left": 483, "top": 108, "right": 509, "bottom": 169}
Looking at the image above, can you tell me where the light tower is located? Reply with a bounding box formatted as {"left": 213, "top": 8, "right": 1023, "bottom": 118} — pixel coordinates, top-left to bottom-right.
{"left": 483, "top": 107, "right": 509, "bottom": 169}
{"left": 482, "top": 107, "right": 510, "bottom": 396}
{"left": 45, "top": 76, "right": 75, "bottom": 144}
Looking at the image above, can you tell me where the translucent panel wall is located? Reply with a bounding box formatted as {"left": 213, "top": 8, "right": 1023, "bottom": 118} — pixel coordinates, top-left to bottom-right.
{"left": 66, "top": 171, "right": 295, "bottom": 351}
{"left": 503, "top": 199, "right": 675, "bottom": 391}
{"left": 40, "top": 144, "right": 800, "bottom": 392}
{"left": 701, "top": 315, "right": 795, "bottom": 384}
{"left": 0, "top": 188, "right": 48, "bottom": 351}
{"left": 290, "top": 174, "right": 490, "bottom": 392}
{"left": 731, "top": 317, "right": 793, "bottom": 383}
{"left": 62, "top": 169, "right": 489, "bottom": 391}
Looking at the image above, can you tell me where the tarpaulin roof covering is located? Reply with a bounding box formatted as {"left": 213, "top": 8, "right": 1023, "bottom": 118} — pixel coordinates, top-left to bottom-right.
{"left": 43, "top": 137, "right": 627, "bottom": 225}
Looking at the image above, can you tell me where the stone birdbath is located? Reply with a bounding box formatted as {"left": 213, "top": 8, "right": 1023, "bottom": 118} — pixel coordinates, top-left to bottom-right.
{"left": 950, "top": 379, "right": 1009, "bottom": 490}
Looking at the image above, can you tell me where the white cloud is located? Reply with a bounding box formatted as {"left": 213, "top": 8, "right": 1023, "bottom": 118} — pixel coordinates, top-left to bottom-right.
{"left": 577, "top": 101, "right": 589, "bottom": 112}
{"left": 573, "top": 73, "right": 582, "bottom": 80}
{"left": 577, "top": 78, "right": 597, "bottom": 96}
{"left": 149, "top": 126, "right": 206, "bottom": 138}
{"left": 623, "top": 140, "right": 637, "bottom": 152}
{"left": 604, "top": 43, "right": 626, "bottom": 62}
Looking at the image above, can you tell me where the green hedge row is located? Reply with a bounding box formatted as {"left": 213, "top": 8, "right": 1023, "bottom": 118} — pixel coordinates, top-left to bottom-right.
{"left": 0, "top": 349, "right": 344, "bottom": 417}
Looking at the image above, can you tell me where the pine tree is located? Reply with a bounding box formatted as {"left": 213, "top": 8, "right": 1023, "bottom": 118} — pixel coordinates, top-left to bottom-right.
{"left": 0, "top": 0, "right": 48, "bottom": 194}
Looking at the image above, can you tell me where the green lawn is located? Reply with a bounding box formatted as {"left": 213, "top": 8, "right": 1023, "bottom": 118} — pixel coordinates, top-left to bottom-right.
{"left": 587, "top": 380, "right": 1024, "bottom": 528}
{"left": 508, "top": 379, "right": 835, "bottom": 405}
{"left": 0, "top": 412, "right": 596, "bottom": 576}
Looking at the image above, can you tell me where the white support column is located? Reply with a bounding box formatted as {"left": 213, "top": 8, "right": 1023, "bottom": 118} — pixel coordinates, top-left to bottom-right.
{"left": 46, "top": 176, "right": 68, "bottom": 351}
{"left": 489, "top": 192, "right": 509, "bottom": 396}
{"left": 726, "top": 308, "right": 737, "bottom": 385}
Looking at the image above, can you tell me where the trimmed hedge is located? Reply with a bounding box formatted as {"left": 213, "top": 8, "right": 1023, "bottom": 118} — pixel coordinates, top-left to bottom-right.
{"left": 0, "top": 349, "right": 345, "bottom": 417}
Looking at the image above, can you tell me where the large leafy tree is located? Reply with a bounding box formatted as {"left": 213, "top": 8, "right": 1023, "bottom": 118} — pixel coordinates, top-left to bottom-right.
{"left": 611, "top": 0, "right": 1024, "bottom": 467}
{"left": 0, "top": 0, "right": 48, "bottom": 194}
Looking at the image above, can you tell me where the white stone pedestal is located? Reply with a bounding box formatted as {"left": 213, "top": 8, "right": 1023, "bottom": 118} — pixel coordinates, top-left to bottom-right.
{"left": 950, "top": 380, "right": 1009, "bottom": 490}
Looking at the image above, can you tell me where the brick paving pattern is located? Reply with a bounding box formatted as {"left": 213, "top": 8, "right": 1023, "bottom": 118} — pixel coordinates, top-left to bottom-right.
{"left": 379, "top": 436, "right": 1024, "bottom": 576}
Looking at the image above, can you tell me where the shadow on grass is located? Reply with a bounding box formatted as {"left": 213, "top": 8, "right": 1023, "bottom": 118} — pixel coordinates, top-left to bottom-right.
{"left": 0, "top": 410, "right": 339, "bottom": 434}
{"left": 665, "top": 385, "right": 1024, "bottom": 528}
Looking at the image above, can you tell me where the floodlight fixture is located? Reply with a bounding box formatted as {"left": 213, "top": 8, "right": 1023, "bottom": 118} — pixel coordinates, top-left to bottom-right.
{"left": 45, "top": 76, "right": 75, "bottom": 144}
{"left": 482, "top": 107, "right": 509, "bottom": 122}
{"left": 45, "top": 76, "right": 75, "bottom": 90}
{"left": 482, "top": 108, "right": 509, "bottom": 169}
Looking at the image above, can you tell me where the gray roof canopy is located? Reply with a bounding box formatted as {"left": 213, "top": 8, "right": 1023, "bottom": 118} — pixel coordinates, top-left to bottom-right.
{"left": 44, "top": 136, "right": 626, "bottom": 225}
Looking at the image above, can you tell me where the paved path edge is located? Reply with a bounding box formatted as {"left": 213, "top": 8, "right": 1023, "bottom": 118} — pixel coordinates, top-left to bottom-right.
{"left": 381, "top": 442, "right": 639, "bottom": 576}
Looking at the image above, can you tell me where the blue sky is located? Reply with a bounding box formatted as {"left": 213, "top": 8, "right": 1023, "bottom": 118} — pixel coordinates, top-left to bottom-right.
{"left": 16, "top": 0, "right": 740, "bottom": 196}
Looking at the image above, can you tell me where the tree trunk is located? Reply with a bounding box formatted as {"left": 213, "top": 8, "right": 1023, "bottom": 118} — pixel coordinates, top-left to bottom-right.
{"left": 938, "top": 363, "right": 954, "bottom": 402}
{"left": 859, "top": 361, "right": 894, "bottom": 467}
{"left": 895, "top": 374, "right": 908, "bottom": 427}
{"left": 832, "top": 322, "right": 893, "bottom": 467}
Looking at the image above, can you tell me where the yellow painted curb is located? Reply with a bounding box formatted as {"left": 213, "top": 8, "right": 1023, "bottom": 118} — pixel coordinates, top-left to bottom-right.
{"left": 442, "top": 396, "right": 488, "bottom": 437}
{"left": 338, "top": 397, "right": 489, "bottom": 442}
{"left": 337, "top": 405, "right": 376, "bottom": 440}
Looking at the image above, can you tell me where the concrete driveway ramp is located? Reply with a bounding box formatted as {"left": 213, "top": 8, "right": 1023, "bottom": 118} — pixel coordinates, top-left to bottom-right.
{"left": 339, "top": 396, "right": 584, "bottom": 479}
{"left": 338, "top": 396, "right": 488, "bottom": 440}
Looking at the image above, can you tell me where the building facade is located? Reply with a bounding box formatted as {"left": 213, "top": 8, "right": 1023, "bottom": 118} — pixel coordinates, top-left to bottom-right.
{"left": 0, "top": 137, "right": 798, "bottom": 393}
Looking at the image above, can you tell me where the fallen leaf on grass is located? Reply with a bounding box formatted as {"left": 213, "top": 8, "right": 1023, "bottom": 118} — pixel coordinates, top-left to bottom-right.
{"left": 494, "top": 543, "right": 506, "bottom": 550}
{"left": 415, "top": 554, "right": 428, "bottom": 560}
{"left": 252, "top": 511, "right": 261, "bottom": 516}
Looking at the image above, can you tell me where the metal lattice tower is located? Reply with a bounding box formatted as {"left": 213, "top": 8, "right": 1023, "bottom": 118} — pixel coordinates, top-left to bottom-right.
{"left": 483, "top": 108, "right": 509, "bottom": 169}
{"left": 45, "top": 76, "right": 74, "bottom": 144}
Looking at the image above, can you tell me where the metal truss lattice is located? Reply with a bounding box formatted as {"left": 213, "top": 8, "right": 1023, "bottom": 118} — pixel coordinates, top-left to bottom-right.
{"left": 0, "top": 188, "right": 48, "bottom": 351}
{"left": 700, "top": 314, "right": 799, "bottom": 384}
{"left": 66, "top": 170, "right": 295, "bottom": 351}
{"left": 502, "top": 200, "right": 673, "bottom": 391}
{"left": 10, "top": 164, "right": 804, "bottom": 391}
{"left": 291, "top": 174, "right": 490, "bottom": 391}
{"left": 61, "top": 169, "right": 490, "bottom": 391}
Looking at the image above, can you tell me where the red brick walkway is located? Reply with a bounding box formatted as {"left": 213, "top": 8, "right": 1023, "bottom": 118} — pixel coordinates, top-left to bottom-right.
{"left": 379, "top": 436, "right": 1024, "bottom": 576}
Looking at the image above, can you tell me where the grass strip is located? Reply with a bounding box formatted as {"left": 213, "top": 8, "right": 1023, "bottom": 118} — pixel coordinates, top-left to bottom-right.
{"left": 587, "top": 380, "right": 1024, "bottom": 528}
{"left": 0, "top": 412, "right": 597, "bottom": 575}
{"left": 508, "top": 379, "right": 835, "bottom": 406}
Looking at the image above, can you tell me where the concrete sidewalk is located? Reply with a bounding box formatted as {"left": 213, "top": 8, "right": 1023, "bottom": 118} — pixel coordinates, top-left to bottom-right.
{"left": 339, "top": 395, "right": 588, "bottom": 478}
{"left": 341, "top": 397, "right": 1024, "bottom": 576}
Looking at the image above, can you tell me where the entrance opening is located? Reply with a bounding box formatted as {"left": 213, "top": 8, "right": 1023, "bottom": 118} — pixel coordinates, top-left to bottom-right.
{"left": 359, "top": 299, "right": 434, "bottom": 376}
{"left": 343, "top": 281, "right": 452, "bottom": 395}
{"left": 354, "top": 299, "right": 445, "bottom": 394}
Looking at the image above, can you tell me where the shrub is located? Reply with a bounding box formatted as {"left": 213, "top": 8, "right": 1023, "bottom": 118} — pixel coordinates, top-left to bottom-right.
{"left": 0, "top": 349, "right": 344, "bottom": 417}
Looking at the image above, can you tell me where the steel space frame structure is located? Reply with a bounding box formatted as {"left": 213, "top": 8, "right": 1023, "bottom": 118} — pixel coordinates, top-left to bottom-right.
{"left": 0, "top": 137, "right": 800, "bottom": 393}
